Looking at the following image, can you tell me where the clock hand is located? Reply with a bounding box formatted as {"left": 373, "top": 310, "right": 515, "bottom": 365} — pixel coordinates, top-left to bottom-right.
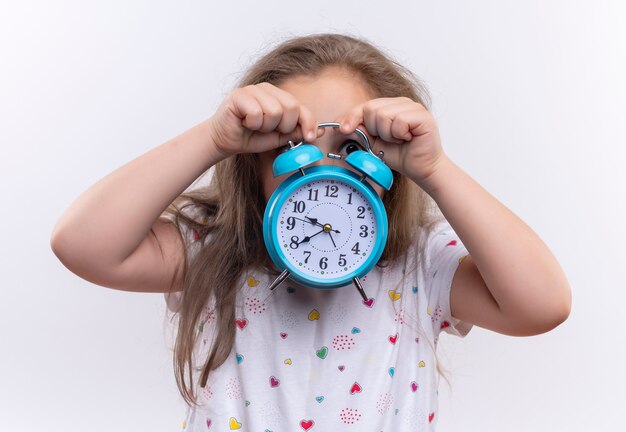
{"left": 306, "top": 216, "right": 340, "bottom": 233}
{"left": 305, "top": 216, "right": 323, "bottom": 227}
{"left": 327, "top": 231, "right": 337, "bottom": 248}
{"left": 292, "top": 216, "right": 318, "bottom": 226}
{"left": 296, "top": 229, "right": 325, "bottom": 245}
{"left": 308, "top": 229, "right": 325, "bottom": 240}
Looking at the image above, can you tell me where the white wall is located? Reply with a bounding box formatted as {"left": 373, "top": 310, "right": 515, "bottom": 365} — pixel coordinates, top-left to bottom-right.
{"left": 1, "top": 1, "right": 624, "bottom": 430}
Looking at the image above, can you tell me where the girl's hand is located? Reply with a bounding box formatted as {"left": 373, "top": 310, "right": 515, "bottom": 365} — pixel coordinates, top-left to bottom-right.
{"left": 338, "top": 97, "right": 447, "bottom": 188}
{"left": 207, "top": 82, "right": 320, "bottom": 158}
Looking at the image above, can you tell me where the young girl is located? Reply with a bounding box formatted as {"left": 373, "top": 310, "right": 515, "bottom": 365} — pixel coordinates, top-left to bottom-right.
{"left": 51, "top": 33, "right": 571, "bottom": 431}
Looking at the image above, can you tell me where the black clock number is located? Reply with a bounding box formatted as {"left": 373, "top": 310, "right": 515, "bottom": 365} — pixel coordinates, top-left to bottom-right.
{"left": 359, "top": 224, "right": 369, "bottom": 237}
{"left": 338, "top": 254, "right": 347, "bottom": 266}
{"left": 324, "top": 185, "right": 339, "bottom": 198}
{"left": 303, "top": 250, "right": 311, "bottom": 263}
{"left": 319, "top": 256, "right": 328, "bottom": 270}
{"left": 292, "top": 200, "right": 306, "bottom": 213}
{"left": 356, "top": 206, "right": 365, "bottom": 219}
{"left": 286, "top": 217, "right": 296, "bottom": 230}
{"left": 307, "top": 189, "right": 319, "bottom": 201}
{"left": 346, "top": 192, "right": 353, "bottom": 205}
{"left": 290, "top": 236, "right": 300, "bottom": 249}
{"left": 351, "top": 242, "right": 361, "bottom": 255}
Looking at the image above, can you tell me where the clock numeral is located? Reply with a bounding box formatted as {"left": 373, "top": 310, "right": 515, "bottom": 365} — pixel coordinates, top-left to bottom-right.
{"left": 290, "top": 236, "right": 300, "bottom": 249}
{"left": 324, "top": 185, "right": 339, "bottom": 198}
{"left": 286, "top": 217, "right": 296, "bottom": 230}
{"left": 319, "top": 256, "right": 328, "bottom": 270}
{"left": 307, "top": 189, "right": 319, "bottom": 201}
{"left": 338, "top": 254, "right": 347, "bottom": 267}
{"left": 292, "top": 200, "right": 306, "bottom": 213}
{"left": 351, "top": 242, "right": 361, "bottom": 255}
{"left": 356, "top": 206, "right": 365, "bottom": 219}
{"left": 359, "top": 224, "right": 369, "bottom": 238}
{"left": 347, "top": 192, "right": 353, "bottom": 205}
{"left": 303, "top": 250, "right": 311, "bottom": 263}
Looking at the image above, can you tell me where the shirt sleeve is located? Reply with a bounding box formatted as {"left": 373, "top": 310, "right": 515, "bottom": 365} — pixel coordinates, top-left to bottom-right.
{"left": 423, "top": 219, "right": 473, "bottom": 338}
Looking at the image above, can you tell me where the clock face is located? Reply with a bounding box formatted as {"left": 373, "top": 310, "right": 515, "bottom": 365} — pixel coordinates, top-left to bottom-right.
{"left": 275, "top": 178, "right": 378, "bottom": 280}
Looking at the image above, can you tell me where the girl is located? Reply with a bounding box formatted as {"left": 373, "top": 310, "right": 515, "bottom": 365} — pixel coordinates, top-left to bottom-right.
{"left": 51, "top": 33, "right": 571, "bottom": 431}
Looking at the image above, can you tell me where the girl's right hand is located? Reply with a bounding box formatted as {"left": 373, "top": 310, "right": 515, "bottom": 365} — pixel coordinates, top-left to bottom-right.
{"left": 207, "top": 82, "right": 320, "bottom": 158}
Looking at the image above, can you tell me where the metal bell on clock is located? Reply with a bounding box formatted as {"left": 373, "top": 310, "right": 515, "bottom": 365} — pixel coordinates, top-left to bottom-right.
{"left": 273, "top": 141, "right": 324, "bottom": 177}
{"left": 344, "top": 150, "right": 393, "bottom": 191}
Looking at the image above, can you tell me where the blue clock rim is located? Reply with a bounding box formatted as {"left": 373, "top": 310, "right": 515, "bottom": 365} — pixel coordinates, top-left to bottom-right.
{"left": 263, "top": 165, "right": 388, "bottom": 289}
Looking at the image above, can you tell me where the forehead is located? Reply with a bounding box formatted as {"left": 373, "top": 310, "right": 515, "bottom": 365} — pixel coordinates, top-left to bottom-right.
{"left": 276, "top": 68, "right": 374, "bottom": 120}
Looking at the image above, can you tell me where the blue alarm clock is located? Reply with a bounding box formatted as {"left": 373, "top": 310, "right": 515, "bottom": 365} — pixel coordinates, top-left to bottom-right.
{"left": 263, "top": 122, "right": 393, "bottom": 302}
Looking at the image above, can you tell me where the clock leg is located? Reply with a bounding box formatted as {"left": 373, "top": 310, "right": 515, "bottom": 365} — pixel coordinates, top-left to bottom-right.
{"left": 268, "top": 269, "right": 291, "bottom": 291}
{"left": 352, "top": 277, "right": 369, "bottom": 302}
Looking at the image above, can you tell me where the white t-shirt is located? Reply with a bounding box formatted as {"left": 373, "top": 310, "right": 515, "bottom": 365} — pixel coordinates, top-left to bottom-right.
{"left": 164, "top": 219, "right": 471, "bottom": 431}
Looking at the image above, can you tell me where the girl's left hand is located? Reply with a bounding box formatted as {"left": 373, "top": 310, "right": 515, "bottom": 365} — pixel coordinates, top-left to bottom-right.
{"left": 338, "top": 97, "right": 447, "bottom": 188}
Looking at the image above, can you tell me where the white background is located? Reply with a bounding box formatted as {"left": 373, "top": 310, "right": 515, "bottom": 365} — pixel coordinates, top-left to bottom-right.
{"left": 1, "top": 1, "right": 624, "bottom": 431}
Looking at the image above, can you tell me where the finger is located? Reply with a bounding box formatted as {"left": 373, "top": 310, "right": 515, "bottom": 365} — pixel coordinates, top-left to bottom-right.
{"left": 340, "top": 98, "right": 394, "bottom": 138}
{"left": 374, "top": 102, "right": 415, "bottom": 143}
{"left": 399, "top": 108, "right": 437, "bottom": 138}
{"left": 259, "top": 83, "right": 321, "bottom": 142}
{"left": 390, "top": 109, "right": 420, "bottom": 142}
{"left": 279, "top": 99, "right": 317, "bottom": 143}
{"left": 339, "top": 102, "right": 365, "bottom": 134}
{"left": 363, "top": 99, "right": 390, "bottom": 138}
{"left": 258, "top": 84, "right": 302, "bottom": 136}
{"left": 232, "top": 88, "right": 265, "bottom": 131}
{"left": 271, "top": 108, "right": 316, "bottom": 146}
{"left": 339, "top": 101, "right": 371, "bottom": 135}
{"left": 298, "top": 104, "right": 319, "bottom": 142}
{"left": 249, "top": 85, "right": 284, "bottom": 133}
{"left": 366, "top": 99, "right": 416, "bottom": 141}
{"left": 337, "top": 104, "right": 370, "bottom": 148}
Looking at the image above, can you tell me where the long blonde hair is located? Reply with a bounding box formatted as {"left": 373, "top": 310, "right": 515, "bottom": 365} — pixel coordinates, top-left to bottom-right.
{"left": 163, "top": 33, "right": 443, "bottom": 407}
